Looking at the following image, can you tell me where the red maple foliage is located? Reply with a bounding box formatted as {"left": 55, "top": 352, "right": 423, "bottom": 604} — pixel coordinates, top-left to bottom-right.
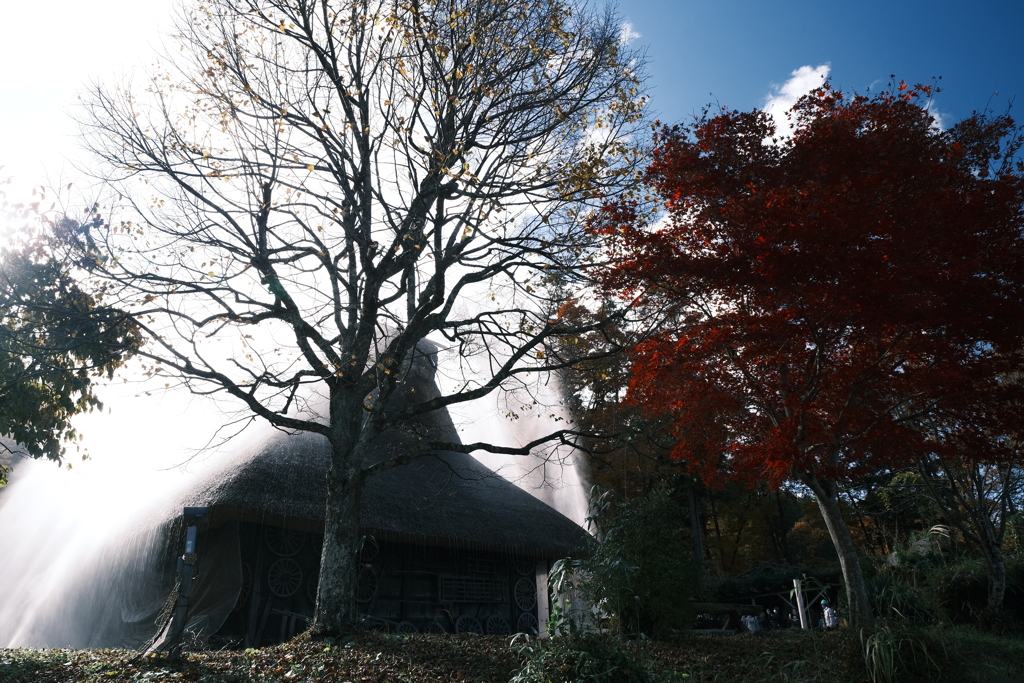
{"left": 593, "top": 82, "right": 1024, "bottom": 625}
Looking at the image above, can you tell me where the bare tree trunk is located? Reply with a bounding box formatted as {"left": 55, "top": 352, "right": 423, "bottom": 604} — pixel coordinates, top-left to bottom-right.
{"left": 314, "top": 429, "right": 364, "bottom": 633}
{"left": 772, "top": 491, "right": 794, "bottom": 564}
{"left": 686, "top": 480, "right": 706, "bottom": 581}
{"left": 916, "top": 456, "right": 1014, "bottom": 627}
{"left": 708, "top": 492, "right": 727, "bottom": 570}
{"left": 980, "top": 541, "right": 1007, "bottom": 627}
{"left": 728, "top": 493, "right": 754, "bottom": 569}
{"left": 803, "top": 476, "right": 874, "bottom": 627}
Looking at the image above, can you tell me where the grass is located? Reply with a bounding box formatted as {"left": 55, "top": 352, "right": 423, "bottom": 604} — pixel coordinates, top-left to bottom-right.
{"left": 648, "top": 629, "right": 863, "bottom": 683}
{"left": 1, "top": 627, "right": 1022, "bottom": 683}
{"left": 920, "top": 626, "right": 1024, "bottom": 683}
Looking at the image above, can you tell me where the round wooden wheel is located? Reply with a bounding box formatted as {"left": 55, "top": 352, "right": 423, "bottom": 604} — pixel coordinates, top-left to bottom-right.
{"left": 358, "top": 536, "right": 379, "bottom": 562}
{"left": 424, "top": 619, "right": 447, "bottom": 634}
{"left": 514, "top": 577, "right": 537, "bottom": 611}
{"left": 486, "top": 614, "right": 510, "bottom": 635}
{"left": 455, "top": 615, "right": 483, "bottom": 634}
{"left": 514, "top": 558, "right": 536, "bottom": 576}
{"left": 267, "top": 558, "right": 303, "bottom": 597}
{"left": 395, "top": 621, "right": 418, "bottom": 634}
{"left": 356, "top": 564, "right": 379, "bottom": 603}
{"left": 265, "top": 526, "right": 304, "bottom": 557}
{"left": 517, "top": 612, "right": 539, "bottom": 635}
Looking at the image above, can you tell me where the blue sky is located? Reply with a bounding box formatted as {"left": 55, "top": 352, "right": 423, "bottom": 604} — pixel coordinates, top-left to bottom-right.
{"left": 0, "top": 0, "right": 1020, "bottom": 483}
{"left": 2, "top": 0, "right": 1021, "bottom": 206}
{"left": 616, "top": 0, "right": 1023, "bottom": 128}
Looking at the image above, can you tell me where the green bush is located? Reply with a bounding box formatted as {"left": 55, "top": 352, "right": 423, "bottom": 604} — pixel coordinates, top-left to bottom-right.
{"left": 867, "top": 533, "right": 1024, "bottom": 629}
{"left": 927, "top": 558, "right": 990, "bottom": 624}
{"left": 577, "top": 487, "right": 704, "bottom": 639}
{"left": 859, "top": 623, "right": 945, "bottom": 683}
{"left": 510, "top": 609, "right": 655, "bottom": 683}
{"left": 867, "top": 565, "right": 941, "bottom": 626}
{"left": 508, "top": 487, "right": 703, "bottom": 683}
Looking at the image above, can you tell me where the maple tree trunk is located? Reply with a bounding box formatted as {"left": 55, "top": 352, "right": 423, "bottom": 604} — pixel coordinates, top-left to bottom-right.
{"left": 803, "top": 476, "right": 874, "bottom": 627}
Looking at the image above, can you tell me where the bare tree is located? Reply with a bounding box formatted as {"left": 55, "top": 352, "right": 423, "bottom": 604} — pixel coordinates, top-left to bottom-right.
{"left": 915, "top": 396, "right": 1024, "bottom": 625}
{"left": 917, "top": 454, "right": 1023, "bottom": 623}
{"left": 79, "top": 0, "right": 645, "bottom": 632}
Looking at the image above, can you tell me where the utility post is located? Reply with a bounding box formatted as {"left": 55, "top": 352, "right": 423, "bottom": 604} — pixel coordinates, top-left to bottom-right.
{"left": 793, "top": 578, "right": 808, "bottom": 629}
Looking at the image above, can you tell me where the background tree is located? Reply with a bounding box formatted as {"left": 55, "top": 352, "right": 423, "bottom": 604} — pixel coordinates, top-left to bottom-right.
{"left": 552, "top": 302, "right": 823, "bottom": 581}
{"left": 1, "top": 201, "right": 141, "bottom": 485}
{"left": 551, "top": 299, "right": 715, "bottom": 578}
{"left": 593, "top": 82, "right": 1024, "bottom": 626}
{"left": 914, "top": 420, "right": 1024, "bottom": 622}
{"left": 575, "top": 485, "right": 704, "bottom": 639}
{"left": 79, "top": 0, "right": 646, "bottom": 633}
{"left": 552, "top": 299, "right": 671, "bottom": 495}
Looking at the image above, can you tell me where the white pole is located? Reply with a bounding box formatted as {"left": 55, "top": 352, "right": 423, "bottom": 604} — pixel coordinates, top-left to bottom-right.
{"left": 793, "top": 579, "right": 808, "bottom": 629}
{"left": 535, "top": 560, "right": 550, "bottom": 636}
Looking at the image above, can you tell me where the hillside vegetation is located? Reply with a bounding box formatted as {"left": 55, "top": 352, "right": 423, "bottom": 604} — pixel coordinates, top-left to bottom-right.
{"left": 2, "top": 627, "right": 1023, "bottom": 683}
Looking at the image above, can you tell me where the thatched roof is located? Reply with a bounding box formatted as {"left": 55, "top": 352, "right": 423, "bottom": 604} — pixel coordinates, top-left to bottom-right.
{"left": 181, "top": 341, "right": 590, "bottom": 558}
{"left": 184, "top": 433, "right": 588, "bottom": 558}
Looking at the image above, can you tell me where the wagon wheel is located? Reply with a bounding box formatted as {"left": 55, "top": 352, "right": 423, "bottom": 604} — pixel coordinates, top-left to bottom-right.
{"left": 267, "top": 558, "right": 303, "bottom": 597}
{"left": 395, "top": 621, "right": 418, "bottom": 634}
{"left": 514, "top": 577, "right": 537, "bottom": 611}
{"left": 455, "top": 615, "right": 483, "bottom": 634}
{"left": 235, "top": 562, "right": 252, "bottom": 609}
{"left": 516, "top": 612, "right": 539, "bottom": 635}
{"left": 513, "top": 558, "right": 536, "bottom": 576}
{"left": 265, "top": 526, "right": 304, "bottom": 557}
{"left": 360, "top": 615, "right": 390, "bottom": 632}
{"left": 356, "top": 564, "right": 379, "bottom": 603}
{"left": 424, "top": 619, "right": 447, "bottom": 634}
{"left": 419, "top": 618, "right": 444, "bottom": 634}
{"left": 358, "top": 535, "right": 379, "bottom": 562}
{"left": 485, "top": 614, "right": 510, "bottom": 635}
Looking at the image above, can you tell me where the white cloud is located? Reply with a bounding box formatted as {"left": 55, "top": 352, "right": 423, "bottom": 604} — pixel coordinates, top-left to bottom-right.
{"left": 926, "top": 100, "right": 948, "bottom": 131}
{"left": 762, "top": 64, "right": 831, "bottom": 135}
{"left": 619, "top": 21, "right": 640, "bottom": 44}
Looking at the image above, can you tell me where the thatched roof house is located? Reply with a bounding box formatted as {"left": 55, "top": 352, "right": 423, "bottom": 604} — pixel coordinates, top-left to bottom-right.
{"left": 185, "top": 431, "right": 589, "bottom": 559}
{"left": 166, "top": 341, "right": 588, "bottom": 645}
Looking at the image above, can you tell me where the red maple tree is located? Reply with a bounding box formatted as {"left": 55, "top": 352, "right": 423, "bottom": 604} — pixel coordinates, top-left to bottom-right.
{"left": 593, "top": 83, "right": 1024, "bottom": 626}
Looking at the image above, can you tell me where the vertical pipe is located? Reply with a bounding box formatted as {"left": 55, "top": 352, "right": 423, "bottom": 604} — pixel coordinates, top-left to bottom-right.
{"left": 535, "top": 559, "right": 549, "bottom": 636}
{"left": 793, "top": 579, "right": 808, "bottom": 629}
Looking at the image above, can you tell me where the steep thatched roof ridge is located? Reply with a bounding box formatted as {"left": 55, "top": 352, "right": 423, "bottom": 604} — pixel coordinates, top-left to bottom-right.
{"left": 182, "top": 430, "right": 589, "bottom": 558}
{"left": 179, "top": 340, "right": 589, "bottom": 557}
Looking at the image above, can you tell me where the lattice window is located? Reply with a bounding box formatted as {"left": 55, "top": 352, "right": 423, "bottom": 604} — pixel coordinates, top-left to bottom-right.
{"left": 405, "top": 577, "right": 435, "bottom": 599}
{"left": 467, "top": 558, "right": 496, "bottom": 576}
{"left": 440, "top": 576, "right": 508, "bottom": 603}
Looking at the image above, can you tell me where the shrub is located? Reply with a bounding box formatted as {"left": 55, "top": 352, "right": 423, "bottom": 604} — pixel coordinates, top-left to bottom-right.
{"left": 577, "top": 486, "right": 705, "bottom": 639}
{"left": 510, "top": 613, "right": 654, "bottom": 683}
